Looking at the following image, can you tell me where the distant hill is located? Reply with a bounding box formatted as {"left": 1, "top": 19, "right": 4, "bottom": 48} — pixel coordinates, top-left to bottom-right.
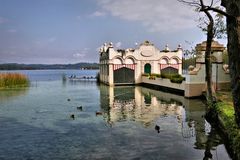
{"left": 0, "top": 63, "right": 99, "bottom": 70}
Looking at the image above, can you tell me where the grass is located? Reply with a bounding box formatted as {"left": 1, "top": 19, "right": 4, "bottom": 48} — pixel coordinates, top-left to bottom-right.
{"left": 216, "top": 91, "right": 233, "bottom": 105}
{"left": 0, "top": 73, "right": 29, "bottom": 88}
{"left": 215, "top": 92, "right": 240, "bottom": 159}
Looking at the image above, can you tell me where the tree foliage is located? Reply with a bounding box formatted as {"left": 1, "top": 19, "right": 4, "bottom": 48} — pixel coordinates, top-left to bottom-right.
{"left": 197, "top": 10, "right": 227, "bottom": 39}
{"left": 179, "top": 0, "right": 240, "bottom": 128}
{"left": 179, "top": 0, "right": 217, "bottom": 106}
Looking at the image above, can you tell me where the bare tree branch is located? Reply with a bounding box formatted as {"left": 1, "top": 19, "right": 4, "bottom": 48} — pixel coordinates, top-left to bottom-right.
{"left": 204, "top": 6, "right": 231, "bottom": 17}
{"left": 210, "top": 0, "right": 214, "bottom": 8}
{"left": 178, "top": 0, "right": 201, "bottom": 7}
{"left": 178, "top": 0, "right": 231, "bottom": 17}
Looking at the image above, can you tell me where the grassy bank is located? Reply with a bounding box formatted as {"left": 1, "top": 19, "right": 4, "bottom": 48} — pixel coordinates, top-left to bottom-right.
{"left": 215, "top": 92, "right": 240, "bottom": 159}
{"left": 0, "top": 73, "right": 29, "bottom": 88}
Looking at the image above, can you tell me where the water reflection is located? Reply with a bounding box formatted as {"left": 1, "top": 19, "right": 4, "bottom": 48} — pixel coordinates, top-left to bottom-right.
{"left": 100, "top": 85, "right": 184, "bottom": 127}
{"left": 0, "top": 80, "right": 230, "bottom": 159}
{"left": 99, "top": 85, "right": 231, "bottom": 160}
{"left": 67, "top": 79, "right": 97, "bottom": 86}
{"left": 0, "top": 88, "right": 29, "bottom": 103}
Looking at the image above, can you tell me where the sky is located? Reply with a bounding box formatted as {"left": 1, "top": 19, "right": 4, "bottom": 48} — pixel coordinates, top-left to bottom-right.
{"left": 0, "top": 0, "right": 225, "bottom": 64}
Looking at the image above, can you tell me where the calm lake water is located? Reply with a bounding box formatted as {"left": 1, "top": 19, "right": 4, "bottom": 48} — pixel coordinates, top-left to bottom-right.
{"left": 0, "top": 70, "right": 231, "bottom": 160}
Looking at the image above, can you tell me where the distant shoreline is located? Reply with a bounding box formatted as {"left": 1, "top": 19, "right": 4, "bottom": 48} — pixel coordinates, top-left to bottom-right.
{"left": 0, "top": 68, "right": 99, "bottom": 70}
{"left": 0, "top": 63, "right": 99, "bottom": 70}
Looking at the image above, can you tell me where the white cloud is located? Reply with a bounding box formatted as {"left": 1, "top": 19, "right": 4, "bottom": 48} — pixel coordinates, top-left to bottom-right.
{"left": 83, "top": 48, "right": 90, "bottom": 52}
{"left": 90, "top": 11, "right": 106, "bottom": 17}
{"left": 97, "top": 0, "right": 197, "bottom": 32}
{"left": 72, "top": 48, "right": 89, "bottom": 58}
{"left": 73, "top": 53, "right": 86, "bottom": 58}
{"left": 115, "top": 42, "right": 122, "bottom": 48}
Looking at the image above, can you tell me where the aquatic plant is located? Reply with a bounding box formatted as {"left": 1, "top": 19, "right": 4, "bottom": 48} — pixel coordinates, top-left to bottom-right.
{"left": 0, "top": 73, "right": 29, "bottom": 88}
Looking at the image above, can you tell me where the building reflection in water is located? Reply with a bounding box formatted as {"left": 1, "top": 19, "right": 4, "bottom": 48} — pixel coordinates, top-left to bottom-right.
{"left": 99, "top": 85, "right": 231, "bottom": 159}
{"left": 100, "top": 85, "right": 184, "bottom": 127}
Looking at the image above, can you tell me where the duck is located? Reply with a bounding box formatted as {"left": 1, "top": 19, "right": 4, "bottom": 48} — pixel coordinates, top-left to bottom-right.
{"left": 155, "top": 125, "right": 160, "bottom": 133}
{"left": 67, "top": 98, "right": 71, "bottom": 101}
{"left": 96, "top": 111, "right": 103, "bottom": 116}
{"left": 70, "top": 114, "right": 75, "bottom": 119}
{"left": 77, "top": 106, "right": 83, "bottom": 111}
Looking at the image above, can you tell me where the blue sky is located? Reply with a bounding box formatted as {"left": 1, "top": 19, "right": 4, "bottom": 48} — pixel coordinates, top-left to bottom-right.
{"left": 0, "top": 0, "right": 225, "bottom": 64}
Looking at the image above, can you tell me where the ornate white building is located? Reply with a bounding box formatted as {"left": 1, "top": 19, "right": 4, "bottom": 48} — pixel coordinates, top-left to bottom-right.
{"left": 99, "top": 41, "right": 183, "bottom": 86}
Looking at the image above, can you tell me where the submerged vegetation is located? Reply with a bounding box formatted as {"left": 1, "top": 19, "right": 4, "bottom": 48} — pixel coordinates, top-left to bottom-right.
{"left": 0, "top": 73, "right": 29, "bottom": 88}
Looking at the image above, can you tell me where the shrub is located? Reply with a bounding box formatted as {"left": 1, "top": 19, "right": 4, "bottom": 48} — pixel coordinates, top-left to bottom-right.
{"left": 160, "top": 73, "right": 185, "bottom": 84}
{"left": 160, "top": 73, "right": 172, "bottom": 79}
{"left": 142, "top": 73, "right": 161, "bottom": 79}
{"left": 142, "top": 72, "right": 185, "bottom": 83}
{"left": 0, "top": 73, "right": 29, "bottom": 88}
{"left": 170, "top": 77, "right": 185, "bottom": 83}
{"left": 142, "top": 73, "right": 150, "bottom": 77}
{"left": 171, "top": 74, "right": 182, "bottom": 78}
{"left": 149, "top": 75, "right": 156, "bottom": 80}
{"left": 151, "top": 73, "right": 161, "bottom": 78}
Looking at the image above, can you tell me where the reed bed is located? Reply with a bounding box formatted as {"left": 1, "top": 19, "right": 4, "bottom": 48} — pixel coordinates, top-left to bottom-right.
{"left": 0, "top": 73, "right": 29, "bottom": 88}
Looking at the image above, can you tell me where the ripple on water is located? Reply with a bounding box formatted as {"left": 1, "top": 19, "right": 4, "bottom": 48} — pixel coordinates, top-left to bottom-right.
{"left": 0, "top": 76, "right": 232, "bottom": 160}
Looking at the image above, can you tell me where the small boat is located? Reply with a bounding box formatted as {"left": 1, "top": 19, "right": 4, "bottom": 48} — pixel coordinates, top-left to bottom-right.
{"left": 68, "top": 75, "right": 96, "bottom": 81}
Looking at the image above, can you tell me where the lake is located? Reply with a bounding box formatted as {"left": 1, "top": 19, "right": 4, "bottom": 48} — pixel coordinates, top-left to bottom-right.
{"left": 0, "top": 70, "right": 231, "bottom": 160}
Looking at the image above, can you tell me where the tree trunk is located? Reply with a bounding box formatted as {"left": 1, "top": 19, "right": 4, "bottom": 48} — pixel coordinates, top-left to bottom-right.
{"left": 204, "top": 11, "right": 216, "bottom": 107}
{"left": 221, "top": 1, "right": 240, "bottom": 126}
{"left": 226, "top": 16, "right": 240, "bottom": 125}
